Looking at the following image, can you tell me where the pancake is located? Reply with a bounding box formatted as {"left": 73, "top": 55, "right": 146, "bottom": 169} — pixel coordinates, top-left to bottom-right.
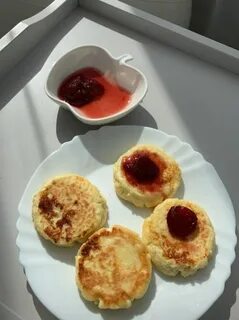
{"left": 75, "top": 225, "right": 152, "bottom": 309}
{"left": 113, "top": 144, "right": 181, "bottom": 208}
{"left": 142, "top": 199, "right": 215, "bottom": 277}
{"left": 32, "top": 174, "right": 107, "bottom": 246}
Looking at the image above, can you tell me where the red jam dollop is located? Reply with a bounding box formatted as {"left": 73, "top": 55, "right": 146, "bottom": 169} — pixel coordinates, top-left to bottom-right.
{"left": 58, "top": 73, "right": 104, "bottom": 106}
{"left": 121, "top": 150, "right": 167, "bottom": 193}
{"left": 58, "top": 67, "right": 131, "bottom": 118}
{"left": 122, "top": 152, "right": 159, "bottom": 183}
{"left": 167, "top": 205, "right": 198, "bottom": 238}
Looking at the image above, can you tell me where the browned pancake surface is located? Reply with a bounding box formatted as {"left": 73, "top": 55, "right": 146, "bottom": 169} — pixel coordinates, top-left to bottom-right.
{"left": 113, "top": 144, "right": 181, "bottom": 208}
{"left": 32, "top": 175, "right": 107, "bottom": 246}
{"left": 142, "top": 199, "right": 215, "bottom": 276}
{"left": 76, "top": 225, "right": 152, "bottom": 309}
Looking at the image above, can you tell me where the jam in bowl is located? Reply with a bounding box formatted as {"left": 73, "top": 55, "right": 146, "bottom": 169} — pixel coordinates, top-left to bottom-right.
{"left": 45, "top": 45, "right": 148, "bottom": 125}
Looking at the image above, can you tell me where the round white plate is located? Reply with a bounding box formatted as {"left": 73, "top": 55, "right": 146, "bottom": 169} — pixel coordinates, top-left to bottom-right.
{"left": 17, "top": 126, "right": 236, "bottom": 320}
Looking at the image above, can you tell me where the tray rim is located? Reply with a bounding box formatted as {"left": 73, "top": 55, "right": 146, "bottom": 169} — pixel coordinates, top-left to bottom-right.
{"left": 0, "top": 0, "right": 239, "bottom": 82}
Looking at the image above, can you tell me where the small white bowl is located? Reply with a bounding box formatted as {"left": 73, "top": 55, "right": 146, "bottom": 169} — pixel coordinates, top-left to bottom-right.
{"left": 45, "top": 45, "right": 148, "bottom": 125}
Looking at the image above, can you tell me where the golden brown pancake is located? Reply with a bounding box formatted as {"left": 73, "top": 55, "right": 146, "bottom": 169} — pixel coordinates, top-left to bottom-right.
{"left": 75, "top": 225, "right": 152, "bottom": 309}
{"left": 32, "top": 175, "right": 107, "bottom": 246}
{"left": 113, "top": 144, "right": 181, "bottom": 208}
{"left": 142, "top": 199, "right": 215, "bottom": 277}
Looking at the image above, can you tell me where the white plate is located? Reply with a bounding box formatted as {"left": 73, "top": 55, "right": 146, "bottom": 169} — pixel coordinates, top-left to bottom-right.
{"left": 17, "top": 126, "right": 236, "bottom": 320}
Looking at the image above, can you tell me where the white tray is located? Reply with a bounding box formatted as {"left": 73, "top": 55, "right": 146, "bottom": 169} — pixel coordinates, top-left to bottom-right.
{"left": 0, "top": 1, "right": 238, "bottom": 320}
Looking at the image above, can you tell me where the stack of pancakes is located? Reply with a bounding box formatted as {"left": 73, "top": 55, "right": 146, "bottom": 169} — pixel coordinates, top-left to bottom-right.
{"left": 32, "top": 144, "right": 215, "bottom": 310}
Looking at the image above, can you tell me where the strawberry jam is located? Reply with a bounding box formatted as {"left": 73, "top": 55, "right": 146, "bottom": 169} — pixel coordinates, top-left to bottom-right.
{"left": 167, "top": 206, "right": 198, "bottom": 238}
{"left": 58, "top": 67, "right": 131, "bottom": 118}
{"left": 122, "top": 151, "right": 165, "bottom": 192}
{"left": 58, "top": 68, "right": 104, "bottom": 107}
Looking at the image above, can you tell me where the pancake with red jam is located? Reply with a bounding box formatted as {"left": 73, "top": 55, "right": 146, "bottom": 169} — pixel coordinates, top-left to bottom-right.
{"left": 113, "top": 144, "right": 181, "bottom": 208}
{"left": 32, "top": 175, "right": 107, "bottom": 246}
{"left": 142, "top": 199, "right": 215, "bottom": 277}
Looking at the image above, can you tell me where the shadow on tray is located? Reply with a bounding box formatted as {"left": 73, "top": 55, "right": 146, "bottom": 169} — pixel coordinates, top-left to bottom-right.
{"left": 56, "top": 104, "right": 158, "bottom": 165}
{"left": 56, "top": 104, "right": 158, "bottom": 144}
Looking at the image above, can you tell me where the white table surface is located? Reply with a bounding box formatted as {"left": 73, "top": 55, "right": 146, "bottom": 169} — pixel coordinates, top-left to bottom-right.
{"left": 0, "top": 6, "right": 238, "bottom": 320}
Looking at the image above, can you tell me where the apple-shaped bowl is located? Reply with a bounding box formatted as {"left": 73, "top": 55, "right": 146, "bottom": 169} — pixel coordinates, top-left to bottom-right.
{"left": 45, "top": 45, "right": 148, "bottom": 125}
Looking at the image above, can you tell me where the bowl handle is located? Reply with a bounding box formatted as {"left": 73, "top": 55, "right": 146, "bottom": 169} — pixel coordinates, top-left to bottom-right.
{"left": 117, "top": 54, "right": 133, "bottom": 64}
